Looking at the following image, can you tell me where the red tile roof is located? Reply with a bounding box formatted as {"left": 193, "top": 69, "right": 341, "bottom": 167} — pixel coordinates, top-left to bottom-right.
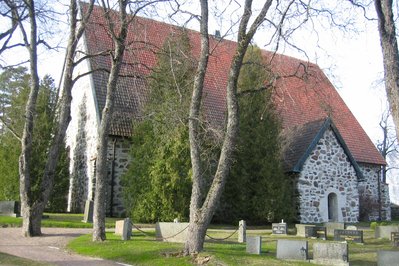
{"left": 82, "top": 3, "right": 385, "bottom": 165}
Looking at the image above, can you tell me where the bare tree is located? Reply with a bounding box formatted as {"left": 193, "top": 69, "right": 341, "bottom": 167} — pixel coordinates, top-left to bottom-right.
{"left": 92, "top": 0, "right": 130, "bottom": 241}
{"left": 22, "top": 0, "right": 95, "bottom": 236}
{"left": 374, "top": 0, "right": 399, "bottom": 141}
{"left": 0, "top": 0, "right": 95, "bottom": 236}
{"left": 184, "top": 0, "right": 275, "bottom": 254}
{"left": 377, "top": 108, "right": 399, "bottom": 182}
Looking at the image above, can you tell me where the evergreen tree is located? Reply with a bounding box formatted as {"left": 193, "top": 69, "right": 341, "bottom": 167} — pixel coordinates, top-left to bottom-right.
{"left": 122, "top": 30, "right": 195, "bottom": 222}
{"left": 0, "top": 67, "right": 69, "bottom": 211}
{"left": 215, "top": 46, "right": 295, "bottom": 224}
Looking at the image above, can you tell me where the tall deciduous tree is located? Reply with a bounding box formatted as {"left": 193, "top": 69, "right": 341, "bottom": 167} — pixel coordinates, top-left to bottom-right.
{"left": 0, "top": 0, "right": 95, "bottom": 236}
{"left": 185, "top": 0, "right": 274, "bottom": 254}
{"left": 93, "top": 0, "right": 130, "bottom": 241}
{"left": 374, "top": 0, "right": 399, "bottom": 142}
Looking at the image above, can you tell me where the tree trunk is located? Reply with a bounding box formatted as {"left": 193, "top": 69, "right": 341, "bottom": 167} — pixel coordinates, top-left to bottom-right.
{"left": 184, "top": 0, "right": 273, "bottom": 255}
{"left": 375, "top": 0, "right": 399, "bottom": 142}
{"left": 92, "top": 0, "right": 128, "bottom": 241}
{"left": 19, "top": 0, "right": 41, "bottom": 237}
{"left": 19, "top": 0, "right": 94, "bottom": 236}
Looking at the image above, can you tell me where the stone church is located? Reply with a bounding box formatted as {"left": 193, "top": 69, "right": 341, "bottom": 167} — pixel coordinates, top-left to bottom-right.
{"left": 66, "top": 3, "right": 391, "bottom": 222}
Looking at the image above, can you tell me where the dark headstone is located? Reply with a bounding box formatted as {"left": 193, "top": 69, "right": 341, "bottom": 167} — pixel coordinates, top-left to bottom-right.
{"left": 272, "top": 222, "right": 288, "bottom": 235}
{"left": 305, "top": 226, "right": 327, "bottom": 240}
{"left": 0, "top": 201, "right": 20, "bottom": 217}
{"left": 334, "top": 229, "right": 363, "bottom": 244}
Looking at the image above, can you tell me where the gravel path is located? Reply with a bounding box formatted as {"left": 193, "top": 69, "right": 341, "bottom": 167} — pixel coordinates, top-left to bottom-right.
{"left": 0, "top": 227, "right": 130, "bottom": 266}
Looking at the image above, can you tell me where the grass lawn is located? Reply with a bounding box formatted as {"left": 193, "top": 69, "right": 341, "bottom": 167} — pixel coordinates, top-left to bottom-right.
{"left": 0, "top": 252, "right": 53, "bottom": 266}
{"left": 67, "top": 227, "right": 397, "bottom": 266}
{"left": 2, "top": 214, "right": 398, "bottom": 265}
{"left": 0, "top": 213, "right": 119, "bottom": 228}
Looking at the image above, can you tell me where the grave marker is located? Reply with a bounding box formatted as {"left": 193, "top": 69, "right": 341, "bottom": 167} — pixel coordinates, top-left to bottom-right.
{"left": 391, "top": 232, "right": 399, "bottom": 247}
{"left": 238, "top": 220, "right": 246, "bottom": 243}
{"left": 375, "top": 225, "right": 399, "bottom": 239}
{"left": 305, "top": 226, "right": 327, "bottom": 240}
{"left": 122, "top": 218, "right": 132, "bottom": 240}
{"left": 155, "top": 222, "right": 189, "bottom": 243}
{"left": 345, "top": 225, "right": 357, "bottom": 230}
{"left": 313, "top": 242, "right": 349, "bottom": 266}
{"left": 378, "top": 250, "right": 399, "bottom": 266}
{"left": 272, "top": 220, "right": 287, "bottom": 235}
{"left": 324, "top": 222, "right": 345, "bottom": 236}
{"left": 82, "top": 200, "right": 93, "bottom": 223}
{"left": 0, "top": 201, "right": 20, "bottom": 217}
{"left": 334, "top": 229, "right": 363, "bottom": 244}
{"left": 276, "top": 239, "right": 308, "bottom": 260}
{"left": 246, "top": 236, "right": 262, "bottom": 255}
{"left": 295, "top": 224, "right": 315, "bottom": 237}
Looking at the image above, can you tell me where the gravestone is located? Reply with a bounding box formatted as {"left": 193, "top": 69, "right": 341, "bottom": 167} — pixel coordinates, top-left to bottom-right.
{"left": 378, "top": 251, "right": 399, "bottom": 266}
{"left": 345, "top": 225, "right": 357, "bottom": 230}
{"left": 375, "top": 225, "right": 399, "bottom": 239}
{"left": 391, "top": 232, "right": 399, "bottom": 247}
{"left": 115, "top": 220, "right": 124, "bottom": 235}
{"left": 324, "top": 222, "right": 345, "bottom": 236}
{"left": 238, "top": 220, "right": 246, "bottom": 243}
{"left": 122, "top": 218, "right": 132, "bottom": 240}
{"left": 155, "top": 222, "right": 189, "bottom": 243}
{"left": 0, "top": 201, "right": 20, "bottom": 217}
{"left": 305, "top": 226, "right": 327, "bottom": 240}
{"left": 272, "top": 220, "right": 287, "bottom": 235}
{"left": 246, "top": 236, "right": 262, "bottom": 255}
{"left": 296, "top": 224, "right": 315, "bottom": 237}
{"left": 276, "top": 239, "right": 308, "bottom": 260}
{"left": 334, "top": 229, "right": 363, "bottom": 244}
{"left": 313, "top": 242, "right": 349, "bottom": 266}
{"left": 82, "top": 200, "right": 93, "bottom": 223}
{"left": 115, "top": 218, "right": 132, "bottom": 240}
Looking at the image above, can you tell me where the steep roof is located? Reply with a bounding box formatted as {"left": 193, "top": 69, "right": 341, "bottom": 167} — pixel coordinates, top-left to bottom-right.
{"left": 282, "top": 117, "right": 364, "bottom": 179}
{"left": 81, "top": 3, "right": 385, "bottom": 166}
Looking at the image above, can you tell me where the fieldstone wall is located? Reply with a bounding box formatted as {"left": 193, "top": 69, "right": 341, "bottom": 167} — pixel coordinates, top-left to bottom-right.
{"left": 296, "top": 129, "right": 359, "bottom": 223}
{"left": 105, "top": 137, "right": 131, "bottom": 217}
{"left": 358, "top": 163, "right": 391, "bottom": 221}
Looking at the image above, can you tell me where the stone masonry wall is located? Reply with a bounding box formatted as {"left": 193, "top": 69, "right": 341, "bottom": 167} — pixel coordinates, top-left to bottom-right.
{"left": 105, "top": 137, "right": 132, "bottom": 217}
{"left": 358, "top": 163, "right": 391, "bottom": 221}
{"left": 297, "top": 129, "right": 359, "bottom": 223}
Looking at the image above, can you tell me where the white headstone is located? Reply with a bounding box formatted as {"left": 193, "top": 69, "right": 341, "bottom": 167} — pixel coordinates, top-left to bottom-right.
{"left": 238, "top": 220, "right": 246, "bottom": 243}
{"left": 246, "top": 236, "right": 262, "bottom": 255}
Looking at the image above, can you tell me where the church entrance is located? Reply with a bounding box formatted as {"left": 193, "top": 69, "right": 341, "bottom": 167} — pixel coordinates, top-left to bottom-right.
{"left": 328, "top": 192, "right": 338, "bottom": 222}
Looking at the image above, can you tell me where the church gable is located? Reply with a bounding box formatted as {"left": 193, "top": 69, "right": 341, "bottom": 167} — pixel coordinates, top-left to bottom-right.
{"left": 296, "top": 125, "right": 360, "bottom": 223}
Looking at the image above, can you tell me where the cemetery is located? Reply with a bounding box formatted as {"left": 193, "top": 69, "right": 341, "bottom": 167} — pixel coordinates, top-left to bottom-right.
{"left": 3, "top": 212, "right": 399, "bottom": 265}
